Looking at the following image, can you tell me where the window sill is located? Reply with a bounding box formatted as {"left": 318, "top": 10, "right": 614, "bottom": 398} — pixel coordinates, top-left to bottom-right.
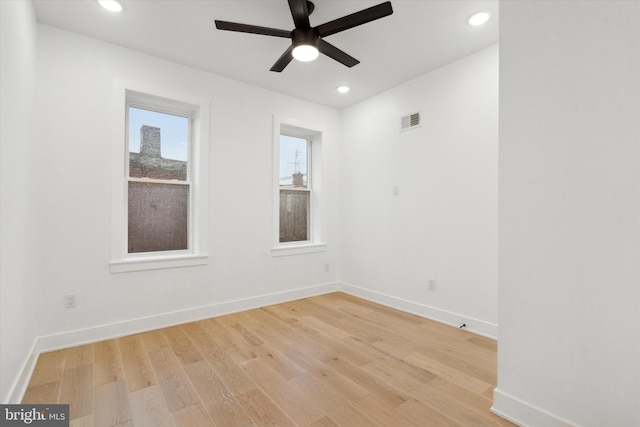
{"left": 109, "top": 253, "right": 209, "bottom": 273}
{"left": 271, "top": 243, "right": 327, "bottom": 257}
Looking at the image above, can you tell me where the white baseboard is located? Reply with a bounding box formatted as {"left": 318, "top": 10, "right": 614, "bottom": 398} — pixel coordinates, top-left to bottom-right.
{"left": 338, "top": 282, "right": 498, "bottom": 339}
{"left": 492, "top": 388, "right": 576, "bottom": 427}
{"left": 4, "top": 340, "right": 39, "bottom": 404}
{"left": 8, "top": 281, "right": 498, "bottom": 404}
{"left": 6, "top": 282, "right": 339, "bottom": 403}
{"left": 36, "top": 282, "right": 340, "bottom": 353}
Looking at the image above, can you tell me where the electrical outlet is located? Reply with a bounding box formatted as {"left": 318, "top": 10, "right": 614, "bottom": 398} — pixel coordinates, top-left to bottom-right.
{"left": 324, "top": 264, "right": 330, "bottom": 272}
{"left": 64, "top": 293, "right": 76, "bottom": 309}
{"left": 428, "top": 279, "right": 436, "bottom": 291}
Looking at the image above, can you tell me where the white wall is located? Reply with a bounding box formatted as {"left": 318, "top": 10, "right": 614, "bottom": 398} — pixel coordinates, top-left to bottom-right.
{"left": 495, "top": 1, "right": 640, "bottom": 426}
{"left": 0, "top": 0, "right": 39, "bottom": 403}
{"left": 29, "top": 25, "right": 341, "bottom": 347}
{"left": 340, "top": 46, "right": 499, "bottom": 336}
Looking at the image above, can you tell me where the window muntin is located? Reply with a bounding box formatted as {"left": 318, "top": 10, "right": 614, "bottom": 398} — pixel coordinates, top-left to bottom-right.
{"left": 126, "top": 105, "right": 192, "bottom": 254}
{"left": 279, "top": 134, "right": 311, "bottom": 243}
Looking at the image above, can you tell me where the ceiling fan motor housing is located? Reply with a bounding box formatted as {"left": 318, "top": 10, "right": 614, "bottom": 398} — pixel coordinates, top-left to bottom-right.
{"left": 292, "top": 28, "right": 320, "bottom": 49}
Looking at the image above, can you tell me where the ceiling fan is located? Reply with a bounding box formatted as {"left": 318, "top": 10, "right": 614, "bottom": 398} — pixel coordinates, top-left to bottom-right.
{"left": 214, "top": 0, "right": 393, "bottom": 72}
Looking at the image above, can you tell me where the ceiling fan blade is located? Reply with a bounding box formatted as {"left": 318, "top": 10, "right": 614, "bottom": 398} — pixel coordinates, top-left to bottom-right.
{"left": 270, "top": 45, "right": 295, "bottom": 72}
{"left": 316, "top": 1, "right": 393, "bottom": 38}
{"left": 318, "top": 39, "right": 360, "bottom": 68}
{"left": 215, "top": 20, "right": 291, "bottom": 38}
{"left": 288, "top": 0, "right": 311, "bottom": 29}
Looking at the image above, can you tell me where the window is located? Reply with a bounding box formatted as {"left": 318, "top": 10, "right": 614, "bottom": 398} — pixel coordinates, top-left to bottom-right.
{"left": 127, "top": 106, "right": 190, "bottom": 253}
{"left": 279, "top": 134, "right": 310, "bottom": 243}
{"left": 110, "top": 85, "right": 209, "bottom": 273}
{"left": 272, "top": 119, "right": 326, "bottom": 255}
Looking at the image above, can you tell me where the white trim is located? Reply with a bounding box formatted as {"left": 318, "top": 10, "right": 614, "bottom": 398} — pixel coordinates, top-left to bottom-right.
{"left": 272, "top": 116, "right": 325, "bottom": 249}
{"left": 492, "top": 388, "right": 577, "bottom": 427}
{"left": 3, "top": 340, "right": 38, "bottom": 404}
{"left": 339, "top": 282, "right": 498, "bottom": 339}
{"left": 110, "top": 79, "right": 210, "bottom": 272}
{"left": 109, "top": 253, "right": 209, "bottom": 273}
{"left": 271, "top": 243, "right": 327, "bottom": 257}
{"left": 35, "top": 282, "right": 338, "bottom": 353}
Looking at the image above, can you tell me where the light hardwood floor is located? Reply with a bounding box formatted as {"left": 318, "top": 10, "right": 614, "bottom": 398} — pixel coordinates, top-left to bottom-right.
{"left": 23, "top": 292, "right": 514, "bottom": 426}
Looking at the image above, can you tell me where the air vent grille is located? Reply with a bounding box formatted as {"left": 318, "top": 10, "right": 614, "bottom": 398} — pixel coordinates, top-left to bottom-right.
{"left": 401, "top": 112, "right": 421, "bottom": 131}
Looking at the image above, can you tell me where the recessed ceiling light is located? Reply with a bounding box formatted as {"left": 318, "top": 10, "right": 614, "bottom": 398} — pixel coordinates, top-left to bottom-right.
{"left": 468, "top": 11, "right": 491, "bottom": 26}
{"left": 98, "top": 0, "right": 123, "bottom": 12}
{"left": 337, "top": 86, "right": 350, "bottom": 94}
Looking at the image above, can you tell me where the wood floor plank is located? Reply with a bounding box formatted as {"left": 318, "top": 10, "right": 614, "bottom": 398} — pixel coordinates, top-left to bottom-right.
{"left": 94, "top": 379, "right": 132, "bottom": 427}
{"left": 65, "top": 344, "right": 94, "bottom": 370}
{"left": 147, "top": 346, "right": 199, "bottom": 412}
{"left": 231, "top": 312, "right": 321, "bottom": 362}
{"left": 285, "top": 350, "right": 370, "bottom": 402}
{"left": 236, "top": 388, "right": 297, "bottom": 427}
{"left": 58, "top": 364, "right": 94, "bottom": 420}
{"left": 171, "top": 404, "right": 215, "bottom": 427}
{"left": 94, "top": 339, "right": 124, "bottom": 386}
{"left": 128, "top": 385, "right": 175, "bottom": 427}
{"left": 404, "top": 351, "right": 494, "bottom": 395}
{"left": 286, "top": 297, "right": 348, "bottom": 321}
{"left": 243, "top": 309, "right": 337, "bottom": 363}
{"left": 119, "top": 335, "right": 157, "bottom": 392}
{"left": 139, "top": 329, "right": 170, "bottom": 352}
{"left": 267, "top": 306, "right": 374, "bottom": 366}
{"left": 324, "top": 353, "right": 409, "bottom": 408}
{"left": 286, "top": 300, "right": 381, "bottom": 345}
{"left": 162, "top": 325, "right": 203, "bottom": 365}
{"left": 199, "top": 318, "right": 258, "bottom": 364}
{"left": 27, "top": 350, "right": 66, "bottom": 386}
{"left": 352, "top": 393, "right": 424, "bottom": 427}
{"left": 396, "top": 398, "right": 459, "bottom": 427}
{"left": 422, "top": 376, "right": 509, "bottom": 424}
{"left": 250, "top": 343, "right": 306, "bottom": 380}
{"left": 183, "top": 360, "right": 254, "bottom": 427}
{"left": 21, "top": 381, "right": 60, "bottom": 404}
{"left": 307, "top": 417, "right": 340, "bottom": 427}
{"left": 22, "top": 292, "right": 514, "bottom": 427}
{"left": 69, "top": 415, "right": 95, "bottom": 427}
{"left": 289, "top": 374, "right": 377, "bottom": 427}
{"left": 181, "top": 322, "right": 257, "bottom": 396}
{"left": 243, "top": 358, "right": 325, "bottom": 426}
{"left": 360, "top": 352, "right": 437, "bottom": 394}
{"left": 410, "top": 375, "right": 503, "bottom": 426}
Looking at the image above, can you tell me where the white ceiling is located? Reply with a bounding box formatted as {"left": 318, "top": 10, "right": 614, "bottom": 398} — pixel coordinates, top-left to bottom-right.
{"left": 32, "top": 0, "right": 499, "bottom": 109}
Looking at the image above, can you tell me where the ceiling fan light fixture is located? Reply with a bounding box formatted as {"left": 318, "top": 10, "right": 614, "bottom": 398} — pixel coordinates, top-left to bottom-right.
{"left": 214, "top": 0, "right": 393, "bottom": 72}
{"left": 292, "top": 44, "right": 319, "bottom": 62}
{"left": 98, "top": 0, "right": 123, "bottom": 12}
{"left": 468, "top": 11, "right": 491, "bottom": 26}
{"left": 337, "top": 85, "right": 350, "bottom": 94}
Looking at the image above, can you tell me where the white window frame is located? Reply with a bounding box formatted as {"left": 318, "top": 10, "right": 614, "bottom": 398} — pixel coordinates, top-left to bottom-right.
{"left": 271, "top": 117, "right": 326, "bottom": 257}
{"left": 109, "top": 81, "right": 210, "bottom": 273}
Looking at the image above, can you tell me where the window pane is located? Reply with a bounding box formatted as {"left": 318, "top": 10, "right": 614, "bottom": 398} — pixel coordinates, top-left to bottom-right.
{"left": 128, "top": 181, "right": 188, "bottom": 253}
{"left": 279, "top": 189, "right": 309, "bottom": 242}
{"left": 129, "top": 107, "right": 188, "bottom": 181}
{"left": 279, "top": 135, "right": 308, "bottom": 188}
